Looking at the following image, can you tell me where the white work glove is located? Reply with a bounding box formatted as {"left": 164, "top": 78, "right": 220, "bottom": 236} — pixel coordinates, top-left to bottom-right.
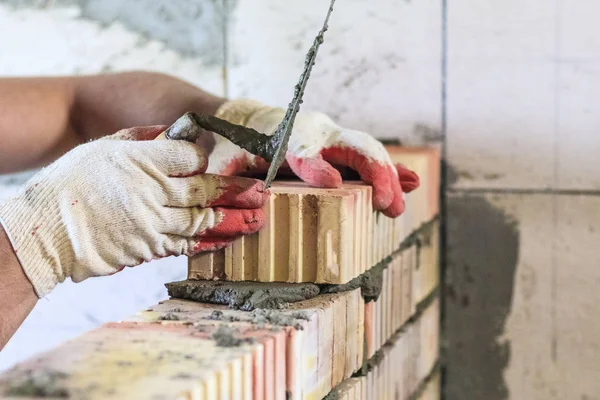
{"left": 208, "top": 99, "right": 420, "bottom": 218}
{"left": 0, "top": 126, "right": 269, "bottom": 298}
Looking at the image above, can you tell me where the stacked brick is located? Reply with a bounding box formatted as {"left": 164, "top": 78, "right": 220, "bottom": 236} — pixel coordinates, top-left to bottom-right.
{"left": 188, "top": 146, "right": 441, "bottom": 285}
{"left": 188, "top": 182, "right": 408, "bottom": 285}
{"left": 0, "top": 146, "right": 441, "bottom": 400}
{"left": 332, "top": 299, "right": 440, "bottom": 400}
{"left": 189, "top": 183, "right": 376, "bottom": 284}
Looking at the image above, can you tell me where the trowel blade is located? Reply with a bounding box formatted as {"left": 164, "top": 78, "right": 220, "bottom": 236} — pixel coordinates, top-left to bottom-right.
{"left": 262, "top": 0, "right": 336, "bottom": 189}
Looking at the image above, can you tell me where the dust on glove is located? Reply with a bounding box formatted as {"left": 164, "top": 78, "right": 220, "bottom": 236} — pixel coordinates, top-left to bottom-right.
{"left": 207, "top": 99, "right": 419, "bottom": 218}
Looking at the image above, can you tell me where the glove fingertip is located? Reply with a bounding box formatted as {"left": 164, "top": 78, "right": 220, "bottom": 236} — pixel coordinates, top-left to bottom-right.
{"left": 369, "top": 170, "right": 394, "bottom": 211}
{"left": 381, "top": 169, "right": 406, "bottom": 218}
{"left": 199, "top": 208, "right": 266, "bottom": 238}
{"left": 381, "top": 194, "right": 406, "bottom": 218}
{"left": 396, "top": 165, "right": 420, "bottom": 193}
{"left": 287, "top": 155, "right": 343, "bottom": 188}
{"left": 207, "top": 176, "right": 270, "bottom": 209}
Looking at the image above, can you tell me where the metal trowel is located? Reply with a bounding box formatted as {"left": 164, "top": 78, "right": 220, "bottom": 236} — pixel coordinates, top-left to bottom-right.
{"left": 156, "top": 0, "right": 337, "bottom": 189}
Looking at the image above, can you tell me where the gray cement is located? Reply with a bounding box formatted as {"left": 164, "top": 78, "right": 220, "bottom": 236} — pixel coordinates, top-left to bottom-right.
{"left": 211, "top": 325, "right": 254, "bottom": 347}
{"left": 319, "top": 259, "right": 387, "bottom": 302}
{"left": 4, "top": 370, "right": 70, "bottom": 398}
{"left": 165, "top": 280, "right": 320, "bottom": 311}
{"left": 322, "top": 389, "right": 340, "bottom": 400}
{"left": 443, "top": 191, "right": 519, "bottom": 400}
{"left": 207, "top": 308, "right": 310, "bottom": 330}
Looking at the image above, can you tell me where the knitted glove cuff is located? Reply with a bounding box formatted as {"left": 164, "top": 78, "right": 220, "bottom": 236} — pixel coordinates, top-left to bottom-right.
{"left": 0, "top": 200, "right": 60, "bottom": 298}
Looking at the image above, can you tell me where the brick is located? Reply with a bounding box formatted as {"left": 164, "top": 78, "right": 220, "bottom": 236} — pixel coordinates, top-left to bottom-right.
{"left": 402, "top": 245, "right": 416, "bottom": 324}
{"left": 188, "top": 145, "right": 441, "bottom": 286}
{"left": 417, "top": 370, "right": 441, "bottom": 400}
{"left": 413, "top": 220, "right": 440, "bottom": 307}
{"left": 0, "top": 322, "right": 264, "bottom": 399}
{"left": 324, "top": 297, "right": 440, "bottom": 400}
{"left": 418, "top": 297, "right": 440, "bottom": 380}
{"left": 188, "top": 182, "right": 415, "bottom": 285}
{"left": 364, "top": 301, "right": 376, "bottom": 359}
{"left": 331, "top": 293, "right": 348, "bottom": 385}
{"left": 0, "top": 289, "right": 366, "bottom": 400}
{"left": 363, "top": 240, "right": 436, "bottom": 360}
{"left": 189, "top": 183, "right": 374, "bottom": 285}
{"left": 387, "top": 146, "right": 441, "bottom": 231}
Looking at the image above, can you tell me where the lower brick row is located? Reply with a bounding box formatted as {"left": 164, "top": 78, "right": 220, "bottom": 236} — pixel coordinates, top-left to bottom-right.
{"left": 0, "top": 228, "right": 439, "bottom": 400}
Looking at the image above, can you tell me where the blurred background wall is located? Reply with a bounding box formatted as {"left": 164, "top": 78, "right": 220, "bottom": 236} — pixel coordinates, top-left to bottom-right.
{"left": 0, "top": 1, "right": 599, "bottom": 399}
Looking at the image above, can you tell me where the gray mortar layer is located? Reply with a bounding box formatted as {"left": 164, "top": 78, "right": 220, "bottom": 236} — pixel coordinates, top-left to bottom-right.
{"left": 4, "top": 370, "right": 70, "bottom": 398}
{"left": 167, "top": 257, "right": 390, "bottom": 310}
{"left": 165, "top": 280, "right": 321, "bottom": 311}
{"left": 322, "top": 389, "right": 340, "bottom": 400}
{"left": 210, "top": 325, "right": 255, "bottom": 348}
{"left": 207, "top": 308, "right": 310, "bottom": 330}
{"left": 319, "top": 259, "right": 388, "bottom": 303}
{"left": 164, "top": 218, "right": 443, "bottom": 310}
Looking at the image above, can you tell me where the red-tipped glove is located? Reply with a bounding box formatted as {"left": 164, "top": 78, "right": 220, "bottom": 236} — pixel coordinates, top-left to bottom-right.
{"left": 207, "top": 99, "right": 420, "bottom": 218}
{"left": 0, "top": 125, "right": 269, "bottom": 297}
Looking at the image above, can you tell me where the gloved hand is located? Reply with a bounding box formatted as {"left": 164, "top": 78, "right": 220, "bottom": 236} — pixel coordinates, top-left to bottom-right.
{"left": 0, "top": 126, "right": 269, "bottom": 298}
{"left": 207, "top": 99, "right": 419, "bottom": 218}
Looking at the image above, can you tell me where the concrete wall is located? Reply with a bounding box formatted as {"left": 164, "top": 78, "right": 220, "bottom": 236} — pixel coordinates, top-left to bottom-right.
{"left": 0, "top": 1, "right": 599, "bottom": 399}
{"left": 445, "top": 1, "right": 600, "bottom": 399}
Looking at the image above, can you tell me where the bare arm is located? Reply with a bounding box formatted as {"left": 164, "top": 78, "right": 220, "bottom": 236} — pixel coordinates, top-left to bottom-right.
{"left": 0, "top": 225, "right": 36, "bottom": 350}
{"left": 0, "top": 71, "right": 226, "bottom": 173}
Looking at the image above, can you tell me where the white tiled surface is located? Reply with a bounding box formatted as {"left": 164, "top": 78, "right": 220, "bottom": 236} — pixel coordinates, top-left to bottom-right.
{"left": 499, "top": 194, "right": 600, "bottom": 399}
{"left": 558, "top": 1, "right": 600, "bottom": 61}
{"left": 445, "top": 2, "right": 600, "bottom": 397}
{"left": 447, "top": 193, "right": 600, "bottom": 400}
{"left": 447, "top": 0, "right": 555, "bottom": 61}
{"left": 446, "top": 0, "right": 555, "bottom": 189}
{"left": 447, "top": 60, "right": 556, "bottom": 188}
{"left": 553, "top": 196, "right": 600, "bottom": 397}
{"left": 447, "top": 0, "right": 600, "bottom": 190}
{"left": 556, "top": 63, "right": 600, "bottom": 190}
{"left": 488, "top": 195, "right": 555, "bottom": 400}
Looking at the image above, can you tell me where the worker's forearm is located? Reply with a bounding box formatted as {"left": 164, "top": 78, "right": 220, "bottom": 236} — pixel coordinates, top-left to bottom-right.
{"left": 0, "top": 71, "right": 225, "bottom": 173}
{"left": 0, "top": 224, "right": 37, "bottom": 350}
{"left": 68, "top": 71, "right": 225, "bottom": 142}
{"left": 0, "top": 76, "right": 80, "bottom": 173}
